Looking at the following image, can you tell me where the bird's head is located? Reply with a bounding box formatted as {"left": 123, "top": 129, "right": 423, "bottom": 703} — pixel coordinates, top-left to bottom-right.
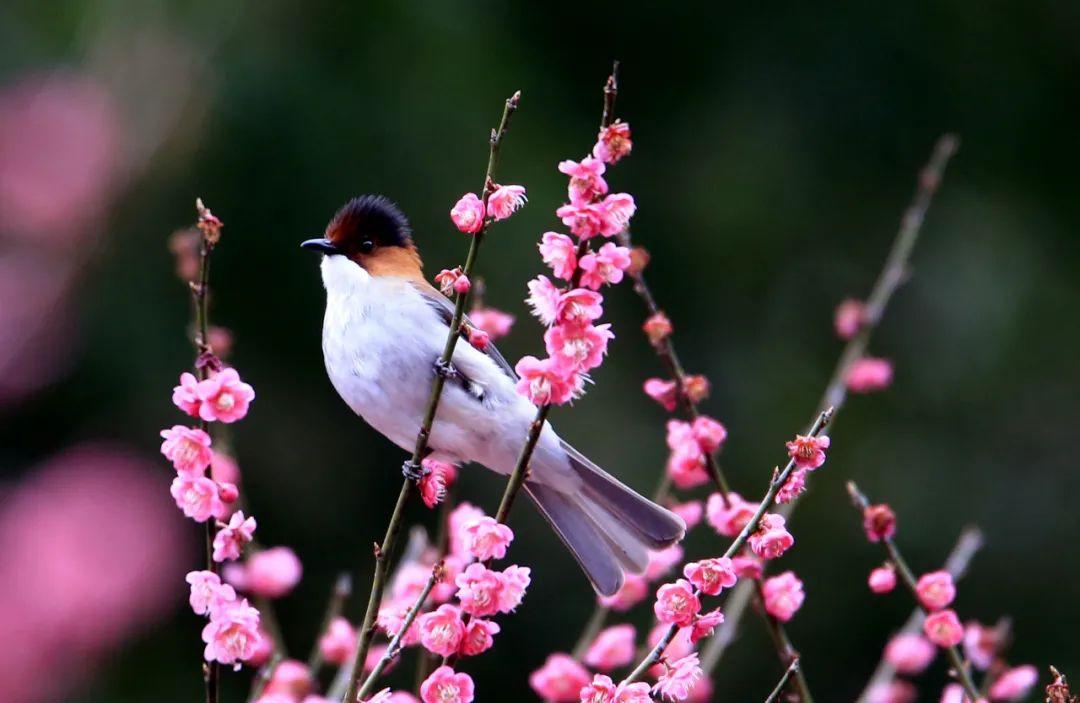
{"left": 302, "top": 195, "right": 424, "bottom": 280}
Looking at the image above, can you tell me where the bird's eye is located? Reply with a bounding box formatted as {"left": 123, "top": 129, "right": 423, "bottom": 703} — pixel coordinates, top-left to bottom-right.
{"left": 359, "top": 239, "right": 375, "bottom": 254}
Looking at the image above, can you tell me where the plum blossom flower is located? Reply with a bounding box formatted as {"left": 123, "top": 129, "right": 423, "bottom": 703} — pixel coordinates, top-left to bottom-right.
{"left": 786, "top": 434, "right": 831, "bottom": 470}
{"left": 187, "top": 570, "right": 236, "bottom": 617}
{"left": 653, "top": 652, "right": 703, "bottom": 701}
{"left": 264, "top": 659, "right": 313, "bottom": 700}
{"left": 643, "top": 312, "right": 672, "bottom": 346}
{"left": 868, "top": 564, "right": 897, "bottom": 594}
{"left": 749, "top": 512, "right": 795, "bottom": 560}
{"left": 530, "top": 653, "right": 591, "bottom": 703}
{"left": 556, "top": 288, "right": 605, "bottom": 326}
{"left": 173, "top": 372, "right": 202, "bottom": 416}
{"left": 578, "top": 243, "right": 631, "bottom": 290}
{"left": 420, "top": 666, "right": 474, "bottom": 703}
{"left": 665, "top": 421, "right": 708, "bottom": 489}
{"left": 527, "top": 276, "right": 564, "bottom": 325}
{"left": 683, "top": 374, "right": 710, "bottom": 403}
{"left": 171, "top": 475, "right": 226, "bottom": 522}
{"left": 776, "top": 468, "right": 809, "bottom": 504}
{"left": 645, "top": 545, "right": 685, "bottom": 581}
{"left": 454, "top": 563, "right": 504, "bottom": 617}
{"left": 916, "top": 571, "right": 956, "bottom": 611}
{"left": 558, "top": 156, "right": 608, "bottom": 204}
{"left": 863, "top": 504, "right": 897, "bottom": 542}
{"left": 202, "top": 598, "right": 262, "bottom": 669}
{"left": 593, "top": 121, "right": 632, "bottom": 164}
{"left": 600, "top": 193, "right": 636, "bottom": 235}
{"left": 762, "top": 572, "right": 804, "bottom": 622}
{"left": 579, "top": 674, "right": 618, "bottom": 703}
{"left": 539, "top": 232, "right": 579, "bottom": 280}
{"left": 196, "top": 368, "right": 255, "bottom": 423}
{"left": 434, "top": 267, "right": 470, "bottom": 296}
{"left": 160, "top": 425, "right": 213, "bottom": 475}
{"left": 669, "top": 500, "right": 703, "bottom": 530}
{"left": 834, "top": 298, "right": 865, "bottom": 339}
{"left": 419, "top": 459, "right": 456, "bottom": 508}
{"left": 692, "top": 416, "right": 727, "bottom": 453}
{"left": 732, "top": 555, "right": 763, "bottom": 580}
{"left": 688, "top": 608, "right": 724, "bottom": 644}
{"left": 488, "top": 184, "right": 527, "bottom": 220}
{"left": 866, "top": 680, "right": 918, "bottom": 703}
{"left": 846, "top": 357, "right": 894, "bottom": 393}
{"left": 924, "top": 609, "right": 964, "bottom": 647}
{"left": 496, "top": 564, "right": 530, "bottom": 613}
{"left": 377, "top": 599, "right": 421, "bottom": 646}
{"left": 884, "top": 633, "right": 936, "bottom": 674}
{"left": 448, "top": 503, "right": 485, "bottom": 559}
{"left": 644, "top": 378, "right": 678, "bottom": 411}
{"left": 466, "top": 324, "right": 490, "bottom": 351}
{"left": 245, "top": 547, "right": 302, "bottom": 599}
{"left": 583, "top": 624, "right": 636, "bottom": 671}
{"left": 450, "top": 193, "right": 485, "bottom": 234}
{"left": 683, "top": 557, "right": 737, "bottom": 596}
{"left": 468, "top": 306, "right": 515, "bottom": 340}
{"left": 705, "top": 491, "right": 757, "bottom": 537}
{"left": 462, "top": 516, "right": 514, "bottom": 561}
{"left": 653, "top": 579, "right": 701, "bottom": 627}
{"left": 417, "top": 604, "right": 465, "bottom": 657}
{"left": 545, "top": 322, "right": 613, "bottom": 373}
{"left": 213, "top": 510, "right": 256, "bottom": 562}
{"left": 318, "top": 616, "right": 356, "bottom": 665}
{"left": 989, "top": 665, "right": 1038, "bottom": 701}
{"left": 963, "top": 621, "right": 1003, "bottom": 670}
{"left": 599, "top": 573, "right": 648, "bottom": 611}
{"left": 459, "top": 618, "right": 499, "bottom": 657}
{"left": 515, "top": 355, "right": 580, "bottom": 406}
{"left": 555, "top": 201, "right": 608, "bottom": 239}
{"left": 647, "top": 624, "right": 694, "bottom": 669}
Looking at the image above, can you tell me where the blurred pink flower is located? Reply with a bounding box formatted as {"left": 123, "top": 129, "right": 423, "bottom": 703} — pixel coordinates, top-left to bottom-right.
{"left": 644, "top": 378, "right": 678, "bottom": 411}
{"left": 846, "top": 357, "right": 894, "bottom": 393}
{"left": 705, "top": 491, "right": 756, "bottom": 538}
{"left": 884, "top": 633, "right": 935, "bottom": 674}
{"left": 319, "top": 616, "right": 357, "bottom": 665}
{"left": 598, "top": 573, "right": 648, "bottom": 611}
{"left": 467, "top": 307, "right": 515, "bottom": 340}
{"left": 866, "top": 679, "right": 917, "bottom": 703}
{"left": 583, "top": 624, "right": 636, "bottom": 672}
{"left": 688, "top": 608, "right": 724, "bottom": 644}
{"left": 264, "top": 659, "right": 313, "bottom": 700}
{"left": 988, "top": 665, "right": 1038, "bottom": 701}
{"left": 645, "top": 545, "right": 684, "bottom": 581}
{"left": 916, "top": 571, "right": 956, "bottom": 611}
{"left": 834, "top": 298, "right": 866, "bottom": 339}
{"left": 924, "top": 609, "right": 964, "bottom": 647}
{"left": 529, "top": 653, "right": 591, "bottom": 703}
{"left": 669, "top": 500, "right": 703, "bottom": 530}
{"left": 762, "top": 571, "right": 804, "bottom": 622}
{"left": 244, "top": 547, "right": 302, "bottom": 599}
{"left": 868, "top": 564, "right": 897, "bottom": 594}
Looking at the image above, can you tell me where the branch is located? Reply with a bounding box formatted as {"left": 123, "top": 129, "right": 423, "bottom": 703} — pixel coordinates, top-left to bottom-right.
{"left": 847, "top": 482, "right": 980, "bottom": 700}
{"left": 765, "top": 658, "right": 801, "bottom": 703}
{"left": 342, "top": 90, "right": 521, "bottom": 703}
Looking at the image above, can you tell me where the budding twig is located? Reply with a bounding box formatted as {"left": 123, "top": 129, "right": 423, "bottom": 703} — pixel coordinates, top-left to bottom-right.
{"left": 764, "top": 658, "right": 801, "bottom": 703}
{"left": 342, "top": 90, "right": 521, "bottom": 703}
{"left": 847, "top": 482, "right": 980, "bottom": 700}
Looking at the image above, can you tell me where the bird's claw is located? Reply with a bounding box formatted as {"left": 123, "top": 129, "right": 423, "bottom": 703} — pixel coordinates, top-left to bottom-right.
{"left": 402, "top": 460, "right": 427, "bottom": 481}
{"left": 433, "top": 359, "right": 457, "bottom": 379}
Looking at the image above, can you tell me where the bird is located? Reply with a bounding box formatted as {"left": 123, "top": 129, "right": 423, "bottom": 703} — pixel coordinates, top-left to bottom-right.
{"left": 302, "top": 194, "right": 685, "bottom": 596}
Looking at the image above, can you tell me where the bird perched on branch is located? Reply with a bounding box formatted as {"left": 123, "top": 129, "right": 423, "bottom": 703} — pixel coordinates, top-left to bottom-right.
{"left": 303, "top": 195, "right": 684, "bottom": 595}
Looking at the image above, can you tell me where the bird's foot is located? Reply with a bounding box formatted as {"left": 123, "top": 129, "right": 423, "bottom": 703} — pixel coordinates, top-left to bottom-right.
{"left": 402, "top": 459, "right": 428, "bottom": 481}
{"left": 433, "top": 359, "right": 458, "bottom": 380}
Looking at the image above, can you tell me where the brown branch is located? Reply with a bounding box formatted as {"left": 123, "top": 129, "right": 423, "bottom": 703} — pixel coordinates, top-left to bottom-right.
{"left": 765, "top": 658, "right": 801, "bottom": 703}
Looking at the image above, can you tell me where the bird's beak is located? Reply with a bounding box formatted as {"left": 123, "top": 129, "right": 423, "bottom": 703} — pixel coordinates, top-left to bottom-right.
{"left": 301, "top": 238, "right": 341, "bottom": 255}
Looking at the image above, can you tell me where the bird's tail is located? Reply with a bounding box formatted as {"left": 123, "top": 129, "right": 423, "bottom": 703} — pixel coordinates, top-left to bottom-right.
{"left": 524, "top": 442, "right": 686, "bottom": 596}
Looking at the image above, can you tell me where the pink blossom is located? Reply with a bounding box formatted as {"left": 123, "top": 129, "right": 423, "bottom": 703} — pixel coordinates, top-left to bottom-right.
{"left": 558, "top": 156, "right": 608, "bottom": 204}
{"left": 377, "top": 599, "right": 420, "bottom": 646}
{"left": 705, "top": 491, "right": 757, "bottom": 538}
{"left": 462, "top": 516, "right": 514, "bottom": 561}
{"left": 392, "top": 562, "right": 434, "bottom": 602}
{"left": 420, "top": 666, "right": 474, "bottom": 703}
{"left": 202, "top": 598, "right": 262, "bottom": 669}
{"left": 527, "top": 275, "right": 564, "bottom": 325}
{"left": 187, "top": 570, "right": 236, "bottom": 617}
{"left": 645, "top": 545, "right": 684, "bottom": 581}
{"left": 318, "top": 616, "right": 356, "bottom": 665}
{"left": 776, "top": 467, "right": 809, "bottom": 504}
{"left": 683, "top": 557, "right": 737, "bottom": 596}
{"left": 515, "top": 355, "right": 580, "bottom": 406}
{"left": 210, "top": 451, "right": 241, "bottom": 485}
{"left": 916, "top": 570, "right": 956, "bottom": 611}
{"left": 653, "top": 653, "right": 703, "bottom": 702}
{"left": 545, "top": 322, "right": 613, "bottom": 373}
{"left": 846, "top": 357, "right": 894, "bottom": 393}
{"left": 539, "top": 232, "right": 580, "bottom": 280}
{"left": 459, "top": 618, "right": 499, "bottom": 657}
{"left": 939, "top": 683, "right": 987, "bottom": 703}
{"left": 786, "top": 433, "right": 831, "bottom": 470}
{"left": 583, "top": 624, "right": 636, "bottom": 671}
{"left": 434, "top": 267, "right": 470, "bottom": 296}
{"left": 556, "top": 288, "right": 605, "bottom": 326}
{"left": 248, "top": 627, "right": 274, "bottom": 666}
{"left": 417, "top": 604, "right": 465, "bottom": 657}
{"left": 468, "top": 307, "right": 515, "bottom": 340}
{"left": 173, "top": 371, "right": 202, "bottom": 416}
{"left": 749, "top": 513, "right": 795, "bottom": 560}
{"left": 648, "top": 623, "right": 694, "bottom": 666}
{"left": 171, "top": 475, "right": 226, "bottom": 522}
{"left": 213, "top": 510, "right": 256, "bottom": 562}
{"left": 643, "top": 312, "right": 673, "bottom": 346}
{"left": 432, "top": 555, "right": 464, "bottom": 603}
{"left": 264, "top": 659, "right": 313, "bottom": 700}
{"left": 866, "top": 680, "right": 918, "bottom": 703}
{"left": 691, "top": 416, "right": 727, "bottom": 453}
{"left": 683, "top": 375, "right": 710, "bottom": 403}
{"left": 884, "top": 633, "right": 936, "bottom": 674}
{"left": 924, "top": 609, "right": 964, "bottom": 648}
{"left": 160, "top": 425, "right": 213, "bottom": 475}
{"left": 218, "top": 482, "right": 239, "bottom": 504}
{"left": 666, "top": 422, "right": 708, "bottom": 489}
{"left": 732, "top": 555, "right": 763, "bottom": 580}
{"left": 598, "top": 573, "right": 648, "bottom": 611}
{"left": 448, "top": 503, "right": 485, "bottom": 560}
{"left": 868, "top": 564, "right": 897, "bottom": 594}
{"left": 653, "top": 579, "right": 701, "bottom": 627}
{"left": 834, "top": 298, "right": 865, "bottom": 339}
{"left": 963, "top": 621, "right": 1001, "bottom": 670}
{"left": 419, "top": 459, "right": 456, "bottom": 509}
{"left": 617, "top": 683, "right": 654, "bottom": 703}
{"left": 496, "top": 564, "right": 530, "bottom": 613}
{"left": 195, "top": 368, "right": 255, "bottom": 423}
{"left": 578, "top": 243, "right": 632, "bottom": 290}
{"left": 454, "top": 563, "right": 503, "bottom": 617}
{"left": 464, "top": 324, "right": 489, "bottom": 351}
{"left": 669, "top": 500, "right": 703, "bottom": 530}
{"left": 644, "top": 378, "right": 678, "bottom": 411}
{"left": 450, "top": 193, "right": 485, "bottom": 234}
{"left": 246, "top": 547, "right": 302, "bottom": 599}
{"left": 530, "top": 653, "right": 591, "bottom": 703}
{"left": 488, "top": 184, "right": 527, "bottom": 220}
{"left": 599, "top": 193, "right": 636, "bottom": 235}
{"left": 762, "top": 572, "right": 804, "bottom": 622}
{"left": 864, "top": 504, "right": 897, "bottom": 542}
{"left": 686, "top": 678, "right": 713, "bottom": 703}
{"left": 593, "top": 121, "right": 632, "bottom": 164}
{"left": 579, "top": 674, "right": 618, "bottom": 703}
{"left": 689, "top": 608, "right": 724, "bottom": 644}
{"left": 555, "top": 201, "right": 608, "bottom": 239}
{"left": 989, "top": 665, "right": 1038, "bottom": 701}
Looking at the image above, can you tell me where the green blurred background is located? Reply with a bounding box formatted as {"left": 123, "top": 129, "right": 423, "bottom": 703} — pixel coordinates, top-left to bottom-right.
{"left": 2, "top": 1, "right": 1078, "bottom": 700}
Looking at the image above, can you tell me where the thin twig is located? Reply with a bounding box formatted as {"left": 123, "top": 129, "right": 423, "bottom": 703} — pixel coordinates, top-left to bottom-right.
{"left": 847, "top": 482, "right": 980, "bottom": 700}
{"left": 342, "top": 90, "right": 521, "bottom": 703}
{"left": 855, "top": 527, "right": 983, "bottom": 703}
{"left": 307, "top": 573, "right": 353, "bottom": 676}
{"left": 754, "top": 582, "right": 813, "bottom": 703}
{"left": 765, "top": 658, "right": 801, "bottom": 703}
